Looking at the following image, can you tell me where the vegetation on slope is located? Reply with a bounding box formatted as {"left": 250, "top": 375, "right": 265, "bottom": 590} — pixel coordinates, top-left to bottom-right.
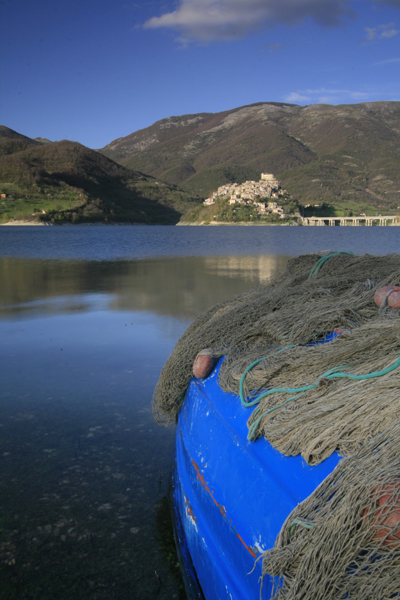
{"left": 0, "top": 129, "right": 201, "bottom": 224}
{"left": 100, "top": 101, "right": 400, "bottom": 217}
{"left": 278, "top": 103, "right": 400, "bottom": 214}
{"left": 182, "top": 192, "right": 300, "bottom": 224}
{"left": 3, "top": 100, "right": 400, "bottom": 225}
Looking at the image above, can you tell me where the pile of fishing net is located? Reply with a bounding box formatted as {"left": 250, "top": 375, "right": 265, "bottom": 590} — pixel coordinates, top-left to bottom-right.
{"left": 261, "top": 423, "right": 400, "bottom": 599}
{"left": 152, "top": 251, "right": 400, "bottom": 599}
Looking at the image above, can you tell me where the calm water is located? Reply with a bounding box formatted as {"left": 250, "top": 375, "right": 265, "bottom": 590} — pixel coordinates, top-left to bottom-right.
{"left": 1, "top": 225, "right": 399, "bottom": 600}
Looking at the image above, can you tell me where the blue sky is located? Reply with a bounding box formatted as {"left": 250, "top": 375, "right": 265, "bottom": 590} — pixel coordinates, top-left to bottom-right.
{"left": 1, "top": 0, "right": 399, "bottom": 149}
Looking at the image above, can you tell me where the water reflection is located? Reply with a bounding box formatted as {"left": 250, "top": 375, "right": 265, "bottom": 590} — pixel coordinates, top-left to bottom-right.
{"left": 204, "top": 255, "right": 287, "bottom": 284}
{"left": 0, "top": 255, "right": 288, "bottom": 321}
{"left": 0, "top": 252, "right": 288, "bottom": 600}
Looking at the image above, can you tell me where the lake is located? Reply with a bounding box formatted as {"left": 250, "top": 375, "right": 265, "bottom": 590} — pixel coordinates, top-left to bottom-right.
{"left": 1, "top": 225, "right": 400, "bottom": 600}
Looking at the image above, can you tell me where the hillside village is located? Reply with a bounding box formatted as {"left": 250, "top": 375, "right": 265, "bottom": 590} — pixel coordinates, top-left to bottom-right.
{"left": 203, "top": 173, "right": 293, "bottom": 217}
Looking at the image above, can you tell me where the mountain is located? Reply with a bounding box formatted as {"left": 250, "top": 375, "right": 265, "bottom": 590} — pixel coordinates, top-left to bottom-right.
{"left": 0, "top": 125, "right": 43, "bottom": 156}
{"left": 99, "top": 101, "right": 400, "bottom": 216}
{"left": 0, "top": 128, "right": 201, "bottom": 224}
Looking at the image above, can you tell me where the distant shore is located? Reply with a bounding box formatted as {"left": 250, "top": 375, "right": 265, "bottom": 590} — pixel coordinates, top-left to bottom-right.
{"left": 177, "top": 221, "right": 298, "bottom": 226}
{"left": 0, "top": 221, "right": 155, "bottom": 227}
{"left": 3, "top": 219, "right": 398, "bottom": 227}
{"left": 0, "top": 220, "right": 50, "bottom": 226}
{"left": 0, "top": 220, "right": 295, "bottom": 227}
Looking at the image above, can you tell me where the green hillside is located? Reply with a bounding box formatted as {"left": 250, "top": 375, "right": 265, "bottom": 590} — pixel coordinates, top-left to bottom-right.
{"left": 0, "top": 128, "right": 201, "bottom": 224}
{"left": 3, "top": 101, "right": 399, "bottom": 225}
{"left": 100, "top": 101, "right": 400, "bottom": 218}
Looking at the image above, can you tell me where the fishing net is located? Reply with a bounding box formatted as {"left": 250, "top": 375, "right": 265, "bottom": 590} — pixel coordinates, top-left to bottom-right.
{"left": 261, "top": 422, "right": 400, "bottom": 600}
{"left": 153, "top": 251, "right": 400, "bottom": 598}
{"left": 240, "top": 319, "right": 400, "bottom": 465}
{"left": 153, "top": 252, "right": 400, "bottom": 432}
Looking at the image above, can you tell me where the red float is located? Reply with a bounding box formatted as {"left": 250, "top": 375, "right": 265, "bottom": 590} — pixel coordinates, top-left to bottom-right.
{"left": 388, "top": 290, "right": 400, "bottom": 309}
{"left": 362, "top": 481, "right": 400, "bottom": 546}
{"left": 374, "top": 286, "right": 400, "bottom": 309}
{"left": 193, "top": 349, "right": 215, "bottom": 379}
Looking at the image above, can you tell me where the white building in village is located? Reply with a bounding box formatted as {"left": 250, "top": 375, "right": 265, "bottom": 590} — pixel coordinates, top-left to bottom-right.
{"left": 203, "top": 173, "right": 285, "bottom": 216}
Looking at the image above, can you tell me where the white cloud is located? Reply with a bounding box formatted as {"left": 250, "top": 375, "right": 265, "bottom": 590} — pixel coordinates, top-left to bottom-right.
{"left": 285, "top": 87, "right": 371, "bottom": 104}
{"left": 381, "top": 27, "right": 399, "bottom": 37}
{"left": 349, "top": 91, "right": 371, "bottom": 99}
{"left": 365, "top": 27, "right": 378, "bottom": 41}
{"left": 286, "top": 92, "right": 312, "bottom": 103}
{"left": 143, "top": 0, "right": 355, "bottom": 42}
{"left": 374, "top": 56, "right": 400, "bottom": 64}
{"left": 363, "top": 22, "right": 399, "bottom": 42}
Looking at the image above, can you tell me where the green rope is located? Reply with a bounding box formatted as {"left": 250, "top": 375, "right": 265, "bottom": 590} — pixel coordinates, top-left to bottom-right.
{"left": 246, "top": 354, "right": 400, "bottom": 441}
{"left": 177, "top": 390, "right": 186, "bottom": 405}
{"left": 289, "top": 519, "right": 315, "bottom": 539}
{"left": 239, "top": 345, "right": 295, "bottom": 407}
{"left": 240, "top": 249, "right": 396, "bottom": 441}
{"left": 239, "top": 344, "right": 340, "bottom": 408}
{"left": 247, "top": 392, "right": 305, "bottom": 441}
{"left": 240, "top": 250, "right": 355, "bottom": 408}
{"left": 308, "top": 251, "right": 354, "bottom": 280}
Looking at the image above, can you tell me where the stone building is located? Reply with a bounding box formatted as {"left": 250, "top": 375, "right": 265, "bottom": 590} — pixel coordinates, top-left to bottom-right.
{"left": 203, "top": 173, "right": 281, "bottom": 206}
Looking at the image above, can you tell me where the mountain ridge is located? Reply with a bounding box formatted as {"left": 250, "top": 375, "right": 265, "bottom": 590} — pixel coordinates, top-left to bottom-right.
{"left": 0, "top": 128, "right": 201, "bottom": 224}
{"left": 2, "top": 100, "right": 399, "bottom": 225}
{"left": 99, "top": 101, "right": 400, "bottom": 215}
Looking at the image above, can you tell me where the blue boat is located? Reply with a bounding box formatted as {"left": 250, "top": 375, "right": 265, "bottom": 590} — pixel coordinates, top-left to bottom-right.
{"left": 164, "top": 253, "right": 400, "bottom": 599}
{"left": 172, "top": 357, "right": 341, "bottom": 600}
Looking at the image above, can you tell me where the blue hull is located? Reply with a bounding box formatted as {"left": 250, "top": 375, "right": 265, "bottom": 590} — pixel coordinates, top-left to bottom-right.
{"left": 173, "top": 359, "right": 341, "bottom": 600}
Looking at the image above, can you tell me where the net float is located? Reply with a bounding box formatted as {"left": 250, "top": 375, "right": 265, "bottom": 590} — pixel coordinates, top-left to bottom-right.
{"left": 388, "top": 290, "right": 400, "bottom": 309}
{"left": 362, "top": 481, "right": 400, "bottom": 546}
{"left": 193, "top": 349, "right": 216, "bottom": 379}
{"left": 374, "top": 286, "right": 400, "bottom": 309}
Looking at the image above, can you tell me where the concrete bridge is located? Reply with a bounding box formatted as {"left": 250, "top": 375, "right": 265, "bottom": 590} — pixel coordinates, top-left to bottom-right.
{"left": 301, "top": 215, "right": 400, "bottom": 226}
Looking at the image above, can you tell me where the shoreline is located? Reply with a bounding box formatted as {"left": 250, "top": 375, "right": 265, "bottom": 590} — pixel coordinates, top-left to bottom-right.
{"left": 2, "top": 220, "right": 399, "bottom": 227}
{"left": 0, "top": 220, "right": 296, "bottom": 227}
{"left": 0, "top": 220, "right": 51, "bottom": 226}
{"left": 177, "top": 221, "right": 298, "bottom": 226}
{"left": 0, "top": 221, "right": 164, "bottom": 227}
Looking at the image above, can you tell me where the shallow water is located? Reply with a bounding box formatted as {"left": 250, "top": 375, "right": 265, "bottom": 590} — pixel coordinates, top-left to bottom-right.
{"left": 1, "top": 225, "right": 399, "bottom": 600}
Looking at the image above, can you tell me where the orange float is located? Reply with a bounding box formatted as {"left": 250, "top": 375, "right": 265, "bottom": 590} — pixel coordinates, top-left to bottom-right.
{"left": 362, "top": 481, "right": 400, "bottom": 546}
{"left": 374, "top": 286, "right": 400, "bottom": 309}
{"left": 193, "top": 349, "right": 216, "bottom": 379}
{"left": 388, "top": 290, "right": 400, "bottom": 309}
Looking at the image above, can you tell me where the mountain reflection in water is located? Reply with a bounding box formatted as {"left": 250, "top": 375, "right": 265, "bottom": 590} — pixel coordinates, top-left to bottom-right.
{"left": 0, "top": 255, "right": 287, "bottom": 320}
{"left": 0, "top": 252, "right": 287, "bottom": 600}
